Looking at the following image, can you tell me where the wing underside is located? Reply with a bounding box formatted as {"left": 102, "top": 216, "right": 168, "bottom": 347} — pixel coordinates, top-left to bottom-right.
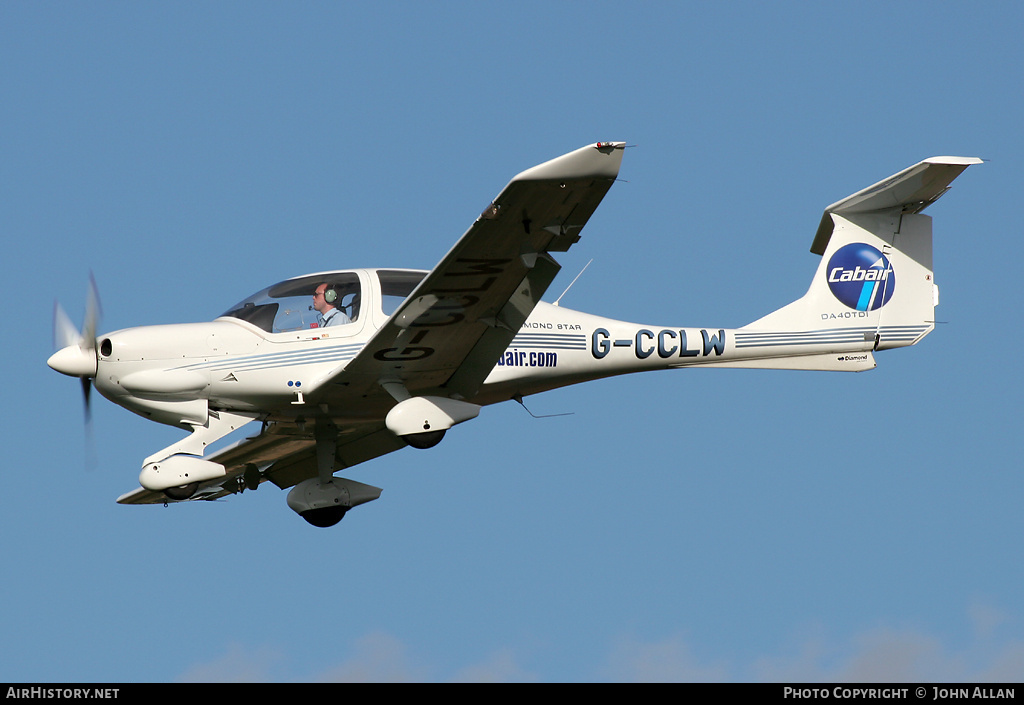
{"left": 117, "top": 421, "right": 405, "bottom": 504}
{"left": 312, "top": 142, "right": 626, "bottom": 405}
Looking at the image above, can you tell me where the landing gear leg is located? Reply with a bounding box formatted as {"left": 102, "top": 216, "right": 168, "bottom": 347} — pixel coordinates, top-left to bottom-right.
{"left": 290, "top": 419, "right": 349, "bottom": 527}
{"left": 314, "top": 418, "right": 338, "bottom": 484}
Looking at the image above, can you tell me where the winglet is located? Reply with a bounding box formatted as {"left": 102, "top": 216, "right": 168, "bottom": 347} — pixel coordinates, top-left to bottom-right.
{"left": 513, "top": 142, "right": 625, "bottom": 182}
{"left": 811, "top": 156, "right": 982, "bottom": 255}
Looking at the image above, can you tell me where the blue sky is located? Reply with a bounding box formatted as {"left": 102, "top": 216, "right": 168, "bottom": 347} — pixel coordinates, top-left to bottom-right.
{"left": 3, "top": 1, "right": 1023, "bottom": 682}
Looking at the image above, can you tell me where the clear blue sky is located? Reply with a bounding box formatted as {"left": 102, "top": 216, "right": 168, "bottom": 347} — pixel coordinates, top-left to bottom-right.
{"left": 3, "top": 1, "right": 1022, "bottom": 682}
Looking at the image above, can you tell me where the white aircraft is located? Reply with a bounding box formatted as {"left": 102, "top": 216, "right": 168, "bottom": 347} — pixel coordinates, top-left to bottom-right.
{"left": 48, "top": 143, "right": 980, "bottom": 527}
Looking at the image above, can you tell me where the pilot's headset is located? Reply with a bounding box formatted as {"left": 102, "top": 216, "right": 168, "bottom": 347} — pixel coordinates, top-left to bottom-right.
{"left": 310, "top": 284, "right": 340, "bottom": 313}
{"left": 322, "top": 284, "right": 340, "bottom": 306}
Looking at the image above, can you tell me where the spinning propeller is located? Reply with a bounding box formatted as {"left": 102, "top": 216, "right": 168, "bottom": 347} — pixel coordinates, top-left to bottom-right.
{"left": 48, "top": 274, "right": 102, "bottom": 421}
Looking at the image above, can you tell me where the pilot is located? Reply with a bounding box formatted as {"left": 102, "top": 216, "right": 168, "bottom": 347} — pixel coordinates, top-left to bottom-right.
{"left": 312, "top": 283, "right": 352, "bottom": 327}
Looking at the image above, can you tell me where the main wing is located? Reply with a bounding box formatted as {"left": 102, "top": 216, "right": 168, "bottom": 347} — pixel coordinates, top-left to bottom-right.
{"left": 312, "top": 141, "right": 626, "bottom": 404}
{"left": 118, "top": 142, "right": 626, "bottom": 505}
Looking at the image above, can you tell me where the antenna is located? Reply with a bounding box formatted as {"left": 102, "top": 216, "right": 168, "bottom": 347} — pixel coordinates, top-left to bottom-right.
{"left": 552, "top": 259, "right": 593, "bottom": 307}
{"left": 513, "top": 394, "right": 574, "bottom": 419}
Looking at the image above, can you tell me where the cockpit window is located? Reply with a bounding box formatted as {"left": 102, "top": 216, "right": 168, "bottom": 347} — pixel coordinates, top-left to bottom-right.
{"left": 377, "top": 270, "right": 427, "bottom": 316}
{"left": 220, "top": 272, "right": 361, "bottom": 333}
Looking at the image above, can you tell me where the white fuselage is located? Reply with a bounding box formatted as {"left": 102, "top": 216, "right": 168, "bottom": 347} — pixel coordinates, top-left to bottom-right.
{"left": 89, "top": 268, "right": 880, "bottom": 431}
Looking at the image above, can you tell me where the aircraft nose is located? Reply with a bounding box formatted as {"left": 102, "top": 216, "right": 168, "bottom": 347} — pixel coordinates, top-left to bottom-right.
{"left": 47, "top": 344, "right": 98, "bottom": 377}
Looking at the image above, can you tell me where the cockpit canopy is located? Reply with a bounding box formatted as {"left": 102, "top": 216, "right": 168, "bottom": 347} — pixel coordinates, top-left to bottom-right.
{"left": 219, "top": 269, "right": 426, "bottom": 334}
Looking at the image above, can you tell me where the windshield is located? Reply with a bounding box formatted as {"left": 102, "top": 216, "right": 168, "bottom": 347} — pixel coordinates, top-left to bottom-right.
{"left": 220, "top": 272, "right": 361, "bottom": 333}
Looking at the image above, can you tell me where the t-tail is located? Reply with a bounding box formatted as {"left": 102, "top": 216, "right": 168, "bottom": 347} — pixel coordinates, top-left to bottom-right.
{"left": 731, "top": 156, "right": 982, "bottom": 372}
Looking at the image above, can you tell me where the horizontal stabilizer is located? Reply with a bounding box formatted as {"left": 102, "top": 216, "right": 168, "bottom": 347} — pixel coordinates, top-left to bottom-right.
{"left": 811, "top": 156, "right": 982, "bottom": 255}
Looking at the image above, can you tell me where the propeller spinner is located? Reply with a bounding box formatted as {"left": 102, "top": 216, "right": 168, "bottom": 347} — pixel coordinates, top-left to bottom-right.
{"left": 48, "top": 275, "right": 102, "bottom": 417}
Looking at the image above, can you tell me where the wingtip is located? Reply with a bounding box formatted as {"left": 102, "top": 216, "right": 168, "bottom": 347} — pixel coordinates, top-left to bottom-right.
{"left": 514, "top": 142, "right": 626, "bottom": 182}
{"left": 923, "top": 156, "right": 984, "bottom": 166}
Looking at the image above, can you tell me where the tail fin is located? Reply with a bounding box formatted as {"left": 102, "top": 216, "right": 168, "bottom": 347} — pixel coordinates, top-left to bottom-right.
{"left": 739, "top": 156, "right": 980, "bottom": 368}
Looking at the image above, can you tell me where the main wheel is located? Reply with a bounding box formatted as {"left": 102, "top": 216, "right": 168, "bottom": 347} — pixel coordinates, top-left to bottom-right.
{"left": 164, "top": 482, "right": 199, "bottom": 500}
{"left": 402, "top": 429, "right": 446, "bottom": 449}
{"left": 299, "top": 505, "right": 349, "bottom": 528}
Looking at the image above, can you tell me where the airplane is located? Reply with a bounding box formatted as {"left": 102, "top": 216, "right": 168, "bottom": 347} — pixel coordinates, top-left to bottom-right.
{"left": 47, "top": 143, "right": 981, "bottom": 527}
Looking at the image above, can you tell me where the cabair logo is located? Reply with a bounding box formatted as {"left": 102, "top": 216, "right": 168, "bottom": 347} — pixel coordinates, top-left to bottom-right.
{"left": 826, "top": 243, "right": 895, "bottom": 311}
